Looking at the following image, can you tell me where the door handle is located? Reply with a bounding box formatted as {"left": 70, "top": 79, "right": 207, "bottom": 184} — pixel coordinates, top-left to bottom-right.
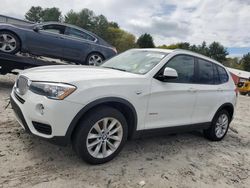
{"left": 188, "top": 88, "right": 197, "bottom": 92}
{"left": 217, "top": 88, "right": 223, "bottom": 92}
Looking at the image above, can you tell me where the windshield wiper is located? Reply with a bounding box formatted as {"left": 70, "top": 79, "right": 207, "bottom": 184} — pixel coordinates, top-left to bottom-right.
{"left": 103, "top": 66, "right": 127, "bottom": 72}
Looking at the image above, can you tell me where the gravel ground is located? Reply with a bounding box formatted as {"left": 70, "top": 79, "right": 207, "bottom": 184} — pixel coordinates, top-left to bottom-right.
{"left": 0, "top": 74, "right": 249, "bottom": 188}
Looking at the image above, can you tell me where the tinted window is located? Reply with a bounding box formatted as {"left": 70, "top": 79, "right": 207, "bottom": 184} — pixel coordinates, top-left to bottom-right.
{"left": 164, "top": 55, "right": 195, "bottom": 83}
{"left": 213, "top": 64, "right": 220, "bottom": 84}
{"left": 66, "top": 27, "right": 96, "bottom": 41}
{"left": 197, "top": 59, "right": 214, "bottom": 84}
{"left": 42, "top": 24, "right": 65, "bottom": 34}
{"left": 217, "top": 65, "right": 229, "bottom": 83}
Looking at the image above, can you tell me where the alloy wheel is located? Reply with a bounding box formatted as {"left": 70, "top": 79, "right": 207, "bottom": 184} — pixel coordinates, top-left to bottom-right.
{"left": 86, "top": 117, "right": 123, "bottom": 159}
{"left": 88, "top": 54, "right": 103, "bottom": 66}
{"left": 0, "top": 34, "right": 17, "bottom": 53}
{"left": 215, "top": 113, "right": 229, "bottom": 138}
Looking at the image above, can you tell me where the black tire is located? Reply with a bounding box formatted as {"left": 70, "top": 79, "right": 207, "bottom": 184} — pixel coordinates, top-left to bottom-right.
{"left": 240, "top": 92, "right": 247, "bottom": 96}
{"left": 248, "top": 92, "right": 250, "bottom": 96}
{"left": 86, "top": 52, "right": 104, "bottom": 66}
{"left": 203, "top": 110, "right": 230, "bottom": 141}
{"left": 73, "top": 106, "right": 128, "bottom": 164}
{"left": 0, "top": 31, "right": 21, "bottom": 54}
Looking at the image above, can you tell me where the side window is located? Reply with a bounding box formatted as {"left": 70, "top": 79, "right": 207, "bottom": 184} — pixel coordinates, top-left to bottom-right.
{"left": 42, "top": 24, "right": 65, "bottom": 34}
{"left": 197, "top": 59, "right": 214, "bottom": 84}
{"left": 213, "top": 64, "right": 220, "bottom": 84}
{"left": 217, "top": 65, "right": 229, "bottom": 83}
{"left": 66, "top": 27, "right": 96, "bottom": 42}
{"left": 164, "top": 55, "right": 195, "bottom": 83}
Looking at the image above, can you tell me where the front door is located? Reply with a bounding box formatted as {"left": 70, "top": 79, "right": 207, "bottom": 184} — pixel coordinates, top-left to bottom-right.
{"left": 145, "top": 55, "right": 197, "bottom": 129}
{"left": 27, "top": 24, "right": 65, "bottom": 58}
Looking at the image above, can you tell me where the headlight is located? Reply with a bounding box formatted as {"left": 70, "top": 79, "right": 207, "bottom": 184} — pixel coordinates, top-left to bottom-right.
{"left": 29, "top": 82, "right": 76, "bottom": 100}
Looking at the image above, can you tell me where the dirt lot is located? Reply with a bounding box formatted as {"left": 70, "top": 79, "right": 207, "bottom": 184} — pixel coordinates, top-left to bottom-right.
{"left": 0, "top": 74, "right": 249, "bottom": 188}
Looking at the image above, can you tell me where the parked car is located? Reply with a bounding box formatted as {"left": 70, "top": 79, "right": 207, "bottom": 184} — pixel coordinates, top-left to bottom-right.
{"left": 11, "top": 49, "right": 237, "bottom": 164}
{"left": 0, "top": 22, "right": 117, "bottom": 65}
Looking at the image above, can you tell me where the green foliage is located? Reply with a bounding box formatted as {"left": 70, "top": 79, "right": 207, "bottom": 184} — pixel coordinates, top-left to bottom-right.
{"left": 241, "top": 53, "right": 250, "bottom": 72}
{"left": 41, "top": 7, "right": 62, "bottom": 22}
{"left": 208, "top": 42, "right": 228, "bottom": 63}
{"left": 137, "top": 33, "right": 155, "bottom": 48}
{"left": 25, "top": 6, "right": 62, "bottom": 22}
{"left": 25, "top": 6, "right": 43, "bottom": 22}
{"left": 158, "top": 41, "right": 228, "bottom": 63}
{"left": 106, "top": 27, "right": 136, "bottom": 52}
{"left": 223, "top": 57, "right": 243, "bottom": 70}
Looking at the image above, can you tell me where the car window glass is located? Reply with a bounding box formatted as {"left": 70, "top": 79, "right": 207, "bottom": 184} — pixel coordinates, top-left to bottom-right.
{"left": 42, "top": 24, "right": 65, "bottom": 34}
{"left": 164, "top": 55, "right": 195, "bottom": 83}
{"left": 213, "top": 64, "right": 220, "bottom": 84}
{"left": 66, "top": 27, "right": 96, "bottom": 41}
{"left": 197, "top": 59, "right": 214, "bottom": 84}
{"left": 217, "top": 65, "right": 229, "bottom": 83}
{"left": 102, "top": 50, "right": 167, "bottom": 74}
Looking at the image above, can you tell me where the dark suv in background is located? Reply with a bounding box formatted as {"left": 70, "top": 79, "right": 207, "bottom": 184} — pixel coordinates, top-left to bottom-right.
{"left": 0, "top": 22, "right": 117, "bottom": 65}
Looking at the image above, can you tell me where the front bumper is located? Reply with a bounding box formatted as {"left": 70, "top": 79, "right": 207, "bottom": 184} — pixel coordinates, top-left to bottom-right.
{"left": 10, "top": 89, "right": 84, "bottom": 146}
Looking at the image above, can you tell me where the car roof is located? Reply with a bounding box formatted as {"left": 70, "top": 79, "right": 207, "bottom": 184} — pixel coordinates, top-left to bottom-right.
{"left": 133, "top": 48, "right": 223, "bottom": 66}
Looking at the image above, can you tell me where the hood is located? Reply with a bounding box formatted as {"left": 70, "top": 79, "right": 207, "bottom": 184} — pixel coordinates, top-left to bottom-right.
{"left": 21, "top": 65, "right": 142, "bottom": 83}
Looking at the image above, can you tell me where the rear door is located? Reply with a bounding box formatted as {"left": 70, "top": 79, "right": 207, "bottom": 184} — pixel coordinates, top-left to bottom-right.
{"left": 191, "top": 58, "right": 221, "bottom": 124}
{"left": 63, "top": 27, "right": 97, "bottom": 62}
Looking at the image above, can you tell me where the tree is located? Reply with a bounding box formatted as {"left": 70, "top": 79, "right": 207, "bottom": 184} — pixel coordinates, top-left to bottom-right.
{"left": 25, "top": 6, "right": 43, "bottom": 22}
{"left": 242, "top": 53, "right": 250, "bottom": 72}
{"left": 208, "top": 42, "right": 228, "bottom": 62}
{"left": 108, "top": 22, "right": 119, "bottom": 28}
{"left": 41, "top": 7, "right": 62, "bottom": 22}
{"left": 65, "top": 9, "right": 95, "bottom": 31}
{"left": 137, "top": 33, "right": 155, "bottom": 48}
{"left": 106, "top": 27, "right": 136, "bottom": 52}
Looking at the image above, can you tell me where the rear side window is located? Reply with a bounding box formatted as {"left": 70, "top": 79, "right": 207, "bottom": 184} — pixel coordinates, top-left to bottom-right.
{"left": 197, "top": 59, "right": 214, "bottom": 84}
{"left": 217, "top": 65, "right": 229, "bottom": 83}
{"left": 66, "top": 27, "right": 96, "bottom": 42}
{"left": 165, "top": 55, "right": 195, "bottom": 83}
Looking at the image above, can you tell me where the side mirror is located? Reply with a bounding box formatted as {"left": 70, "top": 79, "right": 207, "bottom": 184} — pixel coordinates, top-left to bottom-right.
{"left": 163, "top": 67, "right": 178, "bottom": 79}
{"left": 33, "top": 25, "right": 42, "bottom": 32}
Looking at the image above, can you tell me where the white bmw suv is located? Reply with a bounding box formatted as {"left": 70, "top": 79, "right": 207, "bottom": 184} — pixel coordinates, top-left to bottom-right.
{"left": 11, "top": 49, "right": 237, "bottom": 164}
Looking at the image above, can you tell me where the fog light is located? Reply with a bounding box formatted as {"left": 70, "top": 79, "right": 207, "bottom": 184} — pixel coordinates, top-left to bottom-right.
{"left": 36, "top": 104, "right": 44, "bottom": 115}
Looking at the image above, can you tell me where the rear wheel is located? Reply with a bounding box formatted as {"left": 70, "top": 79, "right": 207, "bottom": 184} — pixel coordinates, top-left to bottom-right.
{"left": 73, "top": 106, "right": 128, "bottom": 164}
{"left": 204, "top": 110, "right": 230, "bottom": 141}
{"left": 86, "top": 53, "right": 104, "bottom": 66}
{"left": 0, "top": 31, "right": 20, "bottom": 54}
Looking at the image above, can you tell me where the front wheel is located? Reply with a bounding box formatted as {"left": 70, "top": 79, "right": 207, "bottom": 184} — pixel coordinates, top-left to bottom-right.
{"left": 203, "top": 110, "right": 230, "bottom": 141}
{"left": 73, "top": 106, "right": 128, "bottom": 164}
{"left": 0, "top": 31, "right": 20, "bottom": 54}
{"left": 86, "top": 53, "right": 104, "bottom": 66}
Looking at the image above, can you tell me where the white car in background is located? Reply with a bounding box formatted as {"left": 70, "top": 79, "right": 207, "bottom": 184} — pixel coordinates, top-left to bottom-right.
{"left": 10, "top": 48, "right": 237, "bottom": 164}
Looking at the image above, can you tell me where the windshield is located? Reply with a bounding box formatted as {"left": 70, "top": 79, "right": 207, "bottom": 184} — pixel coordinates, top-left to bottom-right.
{"left": 101, "top": 50, "right": 167, "bottom": 74}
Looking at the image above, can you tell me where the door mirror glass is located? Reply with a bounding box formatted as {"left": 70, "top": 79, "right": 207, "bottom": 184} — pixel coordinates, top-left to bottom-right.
{"left": 163, "top": 67, "right": 178, "bottom": 78}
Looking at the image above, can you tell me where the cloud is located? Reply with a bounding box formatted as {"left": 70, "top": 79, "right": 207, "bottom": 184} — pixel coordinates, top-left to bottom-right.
{"left": 1, "top": 0, "right": 250, "bottom": 48}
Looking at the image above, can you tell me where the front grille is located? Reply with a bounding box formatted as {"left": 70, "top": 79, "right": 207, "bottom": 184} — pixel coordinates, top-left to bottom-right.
{"left": 16, "top": 76, "right": 29, "bottom": 95}
{"left": 32, "top": 122, "right": 52, "bottom": 135}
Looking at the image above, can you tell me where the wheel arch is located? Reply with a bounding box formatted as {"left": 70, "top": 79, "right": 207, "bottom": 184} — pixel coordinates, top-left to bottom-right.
{"left": 0, "top": 29, "right": 22, "bottom": 48}
{"left": 66, "top": 97, "right": 138, "bottom": 144}
{"left": 213, "top": 103, "right": 234, "bottom": 122}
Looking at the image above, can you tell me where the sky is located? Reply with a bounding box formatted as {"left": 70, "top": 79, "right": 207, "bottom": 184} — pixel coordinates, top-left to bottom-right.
{"left": 1, "top": 0, "right": 250, "bottom": 57}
